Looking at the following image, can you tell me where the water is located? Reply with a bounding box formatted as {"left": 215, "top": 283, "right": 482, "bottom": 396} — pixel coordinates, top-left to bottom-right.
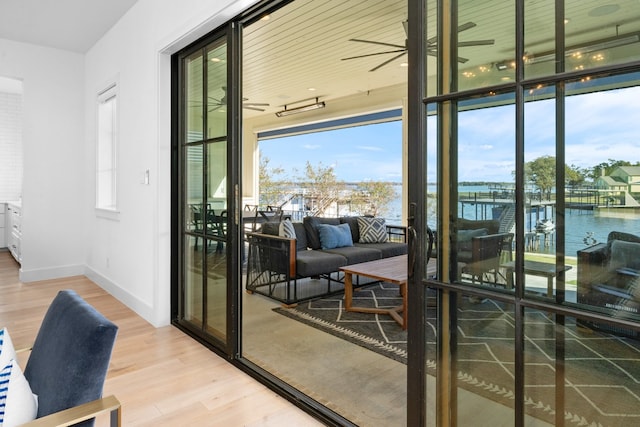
{"left": 382, "top": 184, "right": 640, "bottom": 256}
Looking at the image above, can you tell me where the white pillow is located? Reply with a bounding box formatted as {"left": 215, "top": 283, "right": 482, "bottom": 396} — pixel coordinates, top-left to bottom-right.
{"left": 0, "top": 327, "right": 17, "bottom": 370}
{"left": 0, "top": 360, "right": 38, "bottom": 426}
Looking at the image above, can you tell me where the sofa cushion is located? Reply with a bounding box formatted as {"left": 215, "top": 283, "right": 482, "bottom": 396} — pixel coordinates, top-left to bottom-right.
{"left": 261, "top": 222, "right": 280, "bottom": 236}
{"left": 339, "top": 217, "right": 360, "bottom": 242}
{"left": 610, "top": 240, "right": 640, "bottom": 271}
{"left": 293, "top": 222, "right": 307, "bottom": 251}
{"left": 355, "top": 242, "right": 407, "bottom": 258}
{"left": 357, "top": 217, "right": 389, "bottom": 243}
{"left": 458, "top": 228, "right": 488, "bottom": 252}
{"left": 303, "top": 217, "right": 340, "bottom": 250}
{"left": 296, "top": 250, "right": 348, "bottom": 277}
{"left": 458, "top": 218, "right": 499, "bottom": 235}
{"left": 318, "top": 223, "right": 353, "bottom": 249}
{"left": 322, "top": 246, "right": 381, "bottom": 265}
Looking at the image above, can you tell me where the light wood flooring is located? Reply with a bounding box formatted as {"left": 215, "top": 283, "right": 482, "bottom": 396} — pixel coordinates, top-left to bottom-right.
{"left": 0, "top": 251, "right": 324, "bottom": 427}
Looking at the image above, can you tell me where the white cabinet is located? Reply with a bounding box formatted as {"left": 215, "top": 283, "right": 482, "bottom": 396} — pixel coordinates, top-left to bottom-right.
{"left": 6, "top": 203, "right": 21, "bottom": 263}
{"left": 0, "top": 204, "right": 5, "bottom": 248}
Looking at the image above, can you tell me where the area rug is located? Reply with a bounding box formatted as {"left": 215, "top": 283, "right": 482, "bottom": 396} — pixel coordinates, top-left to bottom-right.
{"left": 274, "top": 283, "right": 640, "bottom": 426}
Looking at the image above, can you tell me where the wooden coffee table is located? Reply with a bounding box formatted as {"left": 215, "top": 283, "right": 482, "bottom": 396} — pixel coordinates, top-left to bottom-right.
{"left": 341, "top": 255, "right": 437, "bottom": 330}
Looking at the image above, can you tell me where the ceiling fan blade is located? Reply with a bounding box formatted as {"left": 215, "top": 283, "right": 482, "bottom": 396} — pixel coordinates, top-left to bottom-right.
{"left": 244, "top": 106, "right": 266, "bottom": 112}
{"left": 457, "top": 22, "right": 477, "bottom": 32}
{"left": 349, "top": 38, "right": 406, "bottom": 49}
{"left": 244, "top": 102, "right": 270, "bottom": 107}
{"left": 457, "top": 56, "right": 469, "bottom": 63}
{"left": 370, "top": 51, "right": 407, "bottom": 72}
{"left": 402, "top": 20, "right": 408, "bottom": 37}
{"left": 458, "top": 39, "right": 495, "bottom": 47}
{"left": 342, "top": 49, "right": 406, "bottom": 61}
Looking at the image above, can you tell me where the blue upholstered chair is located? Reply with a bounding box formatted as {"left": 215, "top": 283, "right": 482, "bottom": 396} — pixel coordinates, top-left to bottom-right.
{"left": 22, "top": 289, "right": 121, "bottom": 427}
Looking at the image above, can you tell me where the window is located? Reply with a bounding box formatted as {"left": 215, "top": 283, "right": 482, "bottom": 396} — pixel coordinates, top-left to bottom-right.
{"left": 96, "top": 84, "right": 117, "bottom": 211}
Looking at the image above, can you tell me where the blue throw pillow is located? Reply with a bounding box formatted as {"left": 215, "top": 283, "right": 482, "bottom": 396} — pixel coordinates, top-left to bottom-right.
{"left": 318, "top": 223, "right": 353, "bottom": 249}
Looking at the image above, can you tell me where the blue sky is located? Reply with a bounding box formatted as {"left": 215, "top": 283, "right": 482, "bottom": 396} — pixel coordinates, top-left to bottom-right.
{"left": 260, "top": 86, "right": 640, "bottom": 183}
{"left": 260, "top": 121, "right": 403, "bottom": 182}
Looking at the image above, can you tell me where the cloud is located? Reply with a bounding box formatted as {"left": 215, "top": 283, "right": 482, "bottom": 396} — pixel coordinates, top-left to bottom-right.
{"left": 303, "top": 144, "right": 321, "bottom": 150}
{"left": 357, "top": 145, "right": 384, "bottom": 151}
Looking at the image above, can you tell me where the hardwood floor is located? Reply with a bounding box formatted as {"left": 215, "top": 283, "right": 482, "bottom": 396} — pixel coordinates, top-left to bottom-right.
{"left": 0, "top": 251, "right": 324, "bottom": 427}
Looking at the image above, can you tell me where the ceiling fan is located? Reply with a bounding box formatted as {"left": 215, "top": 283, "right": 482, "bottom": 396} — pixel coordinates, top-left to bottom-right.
{"left": 208, "top": 86, "right": 270, "bottom": 112}
{"left": 341, "top": 21, "right": 495, "bottom": 72}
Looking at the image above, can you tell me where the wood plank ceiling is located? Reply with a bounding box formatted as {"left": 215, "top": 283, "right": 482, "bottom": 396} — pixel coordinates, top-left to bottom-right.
{"left": 240, "top": 0, "right": 640, "bottom": 119}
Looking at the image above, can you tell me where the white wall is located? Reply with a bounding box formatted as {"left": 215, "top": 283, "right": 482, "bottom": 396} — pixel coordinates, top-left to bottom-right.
{"left": 0, "top": 90, "right": 22, "bottom": 201}
{"left": 0, "top": 38, "right": 85, "bottom": 280}
{"left": 83, "top": 0, "right": 260, "bottom": 326}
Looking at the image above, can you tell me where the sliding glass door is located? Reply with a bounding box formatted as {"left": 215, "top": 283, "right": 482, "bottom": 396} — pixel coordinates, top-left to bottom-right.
{"left": 409, "top": 0, "right": 640, "bottom": 425}
{"left": 174, "top": 26, "right": 241, "bottom": 353}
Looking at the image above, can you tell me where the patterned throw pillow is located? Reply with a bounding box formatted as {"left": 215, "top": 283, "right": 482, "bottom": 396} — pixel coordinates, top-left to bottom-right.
{"left": 278, "top": 218, "right": 297, "bottom": 239}
{"left": 357, "top": 217, "right": 388, "bottom": 243}
{"left": 0, "top": 360, "right": 38, "bottom": 426}
{"left": 0, "top": 328, "right": 17, "bottom": 372}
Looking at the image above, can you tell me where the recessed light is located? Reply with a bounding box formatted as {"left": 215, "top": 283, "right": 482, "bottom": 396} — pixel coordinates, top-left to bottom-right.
{"left": 399, "top": 62, "right": 408, "bottom": 67}
{"left": 210, "top": 58, "right": 221, "bottom": 62}
{"left": 308, "top": 87, "right": 316, "bottom": 91}
{"left": 564, "top": 18, "right": 570, "bottom": 24}
{"left": 261, "top": 15, "right": 270, "bottom": 21}
{"left": 589, "top": 4, "right": 620, "bottom": 17}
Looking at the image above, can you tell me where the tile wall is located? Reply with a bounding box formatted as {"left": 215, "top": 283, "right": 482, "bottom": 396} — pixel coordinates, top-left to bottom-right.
{"left": 0, "top": 92, "right": 23, "bottom": 201}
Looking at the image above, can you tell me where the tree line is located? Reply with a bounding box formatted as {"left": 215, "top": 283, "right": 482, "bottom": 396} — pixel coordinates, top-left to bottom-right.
{"left": 259, "top": 157, "right": 396, "bottom": 217}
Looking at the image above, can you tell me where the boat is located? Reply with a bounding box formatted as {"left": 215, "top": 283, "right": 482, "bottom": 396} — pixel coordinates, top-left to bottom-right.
{"left": 535, "top": 219, "right": 555, "bottom": 233}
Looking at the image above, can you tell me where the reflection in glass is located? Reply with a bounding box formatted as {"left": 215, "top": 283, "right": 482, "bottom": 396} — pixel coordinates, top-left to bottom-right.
{"left": 524, "top": 309, "right": 640, "bottom": 426}
{"left": 184, "top": 235, "right": 203, "bottom": 327}
{"left": 523, "top": 84, "right": 561, "bottom": 299}
{"left": 185, "top": 145, "right": 203, "bottom": 232}
{"left": 566, "top": 80, "right": 640, "bottom": 316}
{"left": 453, "top": 294, "right": 517, "bottom": 424}
{"left": 526, "top": 1, "right": 640, "bottom": 78}
{"left": 457, "top": 3, "right": 514, "bottom": 92}
{"left": 205, "top": 245, "right": 227, "bottom": 339}
{"left": 207, "top": 43, "right": 227, "bottom": 140}
{"left": 455, "top": 97, "right": 515, "bottom": 292}
{"left": 185, "top": 52, "right": 203, "bottom": 142}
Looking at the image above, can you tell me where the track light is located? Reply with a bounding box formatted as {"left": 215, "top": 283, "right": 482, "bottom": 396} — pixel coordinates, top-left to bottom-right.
{"left": 275, "top": 98, "right": 325, "bottom": 117}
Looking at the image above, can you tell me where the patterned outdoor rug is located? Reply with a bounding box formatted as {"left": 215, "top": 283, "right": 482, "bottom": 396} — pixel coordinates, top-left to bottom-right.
{"left": 274, "top": 282, "right": 640, "bottom": 426}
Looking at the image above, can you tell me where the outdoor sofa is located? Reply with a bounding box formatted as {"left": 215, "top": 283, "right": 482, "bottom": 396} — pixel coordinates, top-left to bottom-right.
{"left": 577, "top": 231, "right": 640, "bottom": 336}
{"left": 245, "top": 216, "right": 407, "bottom": 305}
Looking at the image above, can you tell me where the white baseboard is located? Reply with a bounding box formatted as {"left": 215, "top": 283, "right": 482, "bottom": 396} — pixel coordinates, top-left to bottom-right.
{"left": 84, "top": 266, "right": 158, "bottom": 325}
{"left": 19, "top": 264, "right": 85, "bottom": 283}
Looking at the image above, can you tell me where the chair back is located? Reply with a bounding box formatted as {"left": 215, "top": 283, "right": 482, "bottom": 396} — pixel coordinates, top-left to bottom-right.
{"left": 24, "top": 290, "right": 118, "bottom": 426}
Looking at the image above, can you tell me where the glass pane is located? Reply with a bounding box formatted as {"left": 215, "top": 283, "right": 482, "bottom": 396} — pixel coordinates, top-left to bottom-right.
{"left": 454, "top": 94, "right": 516, "bottom": 293}
{"left": 185, "top": 52, "right": 203, "bottom": 142}
{"left": 524, "top": 309, "right": 640, "bottom": 426}
{"left": 526, "top": 2, "right": 640, "bottom": 78}
{"left": 184, "top": 234, "right": 203, "bottom": 327}
{"left": 523, "top": 84, "right": 560, "bottom": 298}
{"left": 207, "top": 42, "right": 227, "bottom": 140}
{"left": 185, "top": 145, "right": 204, "bottom": 232}
{"left": 425, "top": 2, "right": 437, "bottom": 98}
{"left": 205, "top": 239, "right": 227, "bottom": 339}
{"left": 524, "top": 0, "right": 555, "bottom": 79}
{"left": 458, "top": 2, "right": 514, "bottom": 91}
{"left": 455, "top": 294, "right": 516, "bottom": 424}
{"left": 567, "top": 77, "right": 640, "bottom": 316}
{"left": 564, "top": 2, "right": 640, "bottom": 72}
{"left": 206, "top": 140, "right": 227, "bottom": 211}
